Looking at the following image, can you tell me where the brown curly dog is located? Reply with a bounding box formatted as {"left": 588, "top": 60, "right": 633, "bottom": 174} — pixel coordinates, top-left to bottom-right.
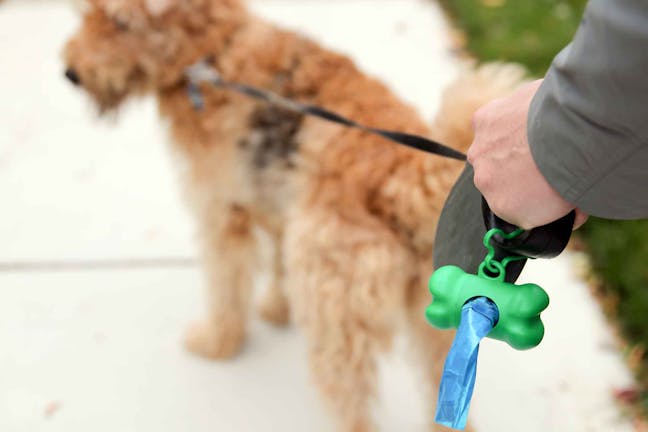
{"left": 63, "top": 0, "right": 524, "bottom": 430}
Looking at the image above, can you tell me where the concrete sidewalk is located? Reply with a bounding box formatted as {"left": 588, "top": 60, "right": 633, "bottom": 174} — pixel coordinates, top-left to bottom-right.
{"left": 0, "top": 1, "right": 635, "bottom": 431}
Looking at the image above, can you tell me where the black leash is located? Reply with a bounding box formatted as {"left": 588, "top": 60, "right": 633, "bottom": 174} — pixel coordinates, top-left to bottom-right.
{"left": 184, "top": 60, "right": 467, "bottom": 161}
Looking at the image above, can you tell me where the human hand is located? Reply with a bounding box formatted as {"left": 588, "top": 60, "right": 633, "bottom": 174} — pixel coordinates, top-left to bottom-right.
{"left": 467, "top": 79, "right": 588, "bottom": 230}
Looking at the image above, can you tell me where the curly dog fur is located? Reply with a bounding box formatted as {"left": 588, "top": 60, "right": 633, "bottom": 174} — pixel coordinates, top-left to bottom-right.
{"left": 63, "top": 0, "right": 525, "bottom": 429}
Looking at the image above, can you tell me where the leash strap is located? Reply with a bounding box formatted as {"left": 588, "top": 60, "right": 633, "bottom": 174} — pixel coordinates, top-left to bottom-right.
{"left": 184, "top": 60, "right": 467, "bottom": 161}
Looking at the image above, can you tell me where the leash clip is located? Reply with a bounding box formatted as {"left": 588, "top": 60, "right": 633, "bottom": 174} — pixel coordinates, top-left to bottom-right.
{"left": 184, "top": 59, "right": 224, "bottom": 111}
{"left": 185, "top": 59, "right": 222, "bottom": 86}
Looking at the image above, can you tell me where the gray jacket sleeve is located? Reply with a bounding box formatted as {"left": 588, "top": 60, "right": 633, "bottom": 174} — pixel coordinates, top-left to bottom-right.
{"left": 528, "top": 0, "right": 648, "bottom": 220}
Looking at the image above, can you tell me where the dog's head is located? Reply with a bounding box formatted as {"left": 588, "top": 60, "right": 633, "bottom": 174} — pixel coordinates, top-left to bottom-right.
{"left": 63, "top": 0, "right": 245, "bottom": 111}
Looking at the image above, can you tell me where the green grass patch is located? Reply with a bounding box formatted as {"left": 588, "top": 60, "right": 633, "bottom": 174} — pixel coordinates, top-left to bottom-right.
{"left": 441, "top": 0, "right": 648, "bottom": 407}
{"left": 442, "top": 0, "right": 587, "bottom": 75}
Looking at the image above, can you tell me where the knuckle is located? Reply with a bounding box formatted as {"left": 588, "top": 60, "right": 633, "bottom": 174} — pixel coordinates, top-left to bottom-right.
{"left": 466, "top": 146, "right": 477, "bottom": 165}
{"left": 472, "top": 104, "right": 491, "bottom": 127}
{"left": 466, "top": 145, "right": 479, "bottom": 164}
{"left": 516, "top": 219, "right": 536, "bottom": 230}
{"left": 488, "top": 197, "right": 505, "bottom": 217}
{"left": 472, "top": 165, "right": 492, "bottom": 191}
{"left": 490, "top": 199, "right": 519, "bottom": 227}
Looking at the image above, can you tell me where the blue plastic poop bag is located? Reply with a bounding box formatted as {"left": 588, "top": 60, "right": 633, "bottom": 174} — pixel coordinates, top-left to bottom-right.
{"left": 435, "top": 297, "right": 499, "bottom": 430}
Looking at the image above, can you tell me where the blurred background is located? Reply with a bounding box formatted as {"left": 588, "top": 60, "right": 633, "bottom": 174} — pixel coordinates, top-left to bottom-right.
{"left": 1, "top": 0, "right": 646, "bottom": 431}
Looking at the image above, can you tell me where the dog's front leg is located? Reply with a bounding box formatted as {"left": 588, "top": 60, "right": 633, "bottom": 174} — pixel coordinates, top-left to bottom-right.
{"left": 185, "top": 202, "right": 256, "bottom": 360}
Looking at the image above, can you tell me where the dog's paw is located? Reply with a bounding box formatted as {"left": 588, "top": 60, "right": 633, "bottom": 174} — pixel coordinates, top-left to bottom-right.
{"left": 257, "top": 287, "right": 290, "bottom": 327}
{"left": 184, "top": 319, "right": 245, "bottom": 360}
{"left": 343, "top": 418, "right": 374, "bottom": 432}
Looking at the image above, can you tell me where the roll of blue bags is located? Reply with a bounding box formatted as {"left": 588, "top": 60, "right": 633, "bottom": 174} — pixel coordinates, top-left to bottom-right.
{"left": 434, "top": 297, "right": 499, "bottom": 430}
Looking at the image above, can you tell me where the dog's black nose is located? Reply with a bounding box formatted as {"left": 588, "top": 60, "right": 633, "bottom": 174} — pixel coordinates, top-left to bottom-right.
{"left": 65, "top": 68, "right": 81, "bottom": 85}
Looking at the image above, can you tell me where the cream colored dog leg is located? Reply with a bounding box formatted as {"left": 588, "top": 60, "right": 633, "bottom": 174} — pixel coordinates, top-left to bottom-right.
{"left": 185, "top": 203, "right": 256, "bottom": 360}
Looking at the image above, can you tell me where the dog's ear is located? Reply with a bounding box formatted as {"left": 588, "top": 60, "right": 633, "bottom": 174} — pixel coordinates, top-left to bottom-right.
{"left": 144, "top": 0, "right": 176, "bottom": 16}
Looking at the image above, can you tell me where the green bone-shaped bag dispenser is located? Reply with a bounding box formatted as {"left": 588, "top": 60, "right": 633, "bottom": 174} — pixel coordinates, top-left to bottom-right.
{"left": 427, "top": 265, "right": 549, "bottom": 350}
{"left": 427, "top": 228, "right": 551, "bottom": 350}
{"left": 428, "top": 188, "right": 575, "bottom": 349}
{"left": 429, "top": 172, "right": 575, "bottom": 428}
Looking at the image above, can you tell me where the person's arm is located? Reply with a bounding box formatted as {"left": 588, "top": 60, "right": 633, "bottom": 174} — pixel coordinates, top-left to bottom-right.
{"left": 469, "top": 0, "right": 648, "bottom": 229}
{"left": 529, "top": 0, "right": 648, "bottom": 220}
